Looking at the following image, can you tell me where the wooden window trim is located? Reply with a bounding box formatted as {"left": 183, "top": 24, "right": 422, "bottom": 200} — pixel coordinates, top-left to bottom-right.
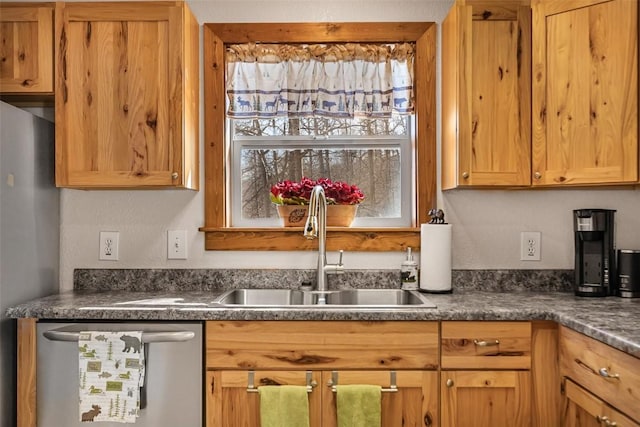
{"left": 200, "top": 23, "right": 436, "bottom": 251}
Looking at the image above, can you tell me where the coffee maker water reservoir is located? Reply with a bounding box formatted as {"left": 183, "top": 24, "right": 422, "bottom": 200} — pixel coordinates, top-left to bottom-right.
{"left": 573, "top": 209, "right": 616, "bottom": 297}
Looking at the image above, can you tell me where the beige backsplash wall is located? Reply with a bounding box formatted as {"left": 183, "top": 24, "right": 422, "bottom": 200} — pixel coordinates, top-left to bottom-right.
{"left": 58, "top": 0, "right": 640, "bottom": 291}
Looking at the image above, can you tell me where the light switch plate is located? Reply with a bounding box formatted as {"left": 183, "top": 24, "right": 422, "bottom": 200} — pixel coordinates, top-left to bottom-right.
{"left": 168, "top": 230, "right": 187, "bottom": 259}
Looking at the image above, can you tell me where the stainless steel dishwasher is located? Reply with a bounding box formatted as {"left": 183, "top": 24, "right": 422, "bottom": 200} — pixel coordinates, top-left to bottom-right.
{"left": 37, "top": 321, "right": 202, "bottom": 427}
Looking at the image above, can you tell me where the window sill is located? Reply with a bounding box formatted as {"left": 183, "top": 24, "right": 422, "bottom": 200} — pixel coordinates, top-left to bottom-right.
{"left": 199, "top": 227, "right": 420, "bottom": 251}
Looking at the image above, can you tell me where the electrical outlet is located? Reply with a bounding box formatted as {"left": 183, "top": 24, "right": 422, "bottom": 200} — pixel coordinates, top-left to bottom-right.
{"left": 520, "top": 231, "right": 541, "bottom": 261}
{"left": 168, "top": 230, "right": 187, "bottom": 260}
{"left": 99, "top": 231, "right": 119, "bottom": 261}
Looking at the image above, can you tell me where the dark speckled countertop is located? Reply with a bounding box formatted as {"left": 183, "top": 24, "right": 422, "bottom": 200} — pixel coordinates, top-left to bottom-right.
{"left": 7, "top": 290, "right": 640, "bottom": 359}
{"left": 5, "top": 269, "right": 640, "bottom": 358}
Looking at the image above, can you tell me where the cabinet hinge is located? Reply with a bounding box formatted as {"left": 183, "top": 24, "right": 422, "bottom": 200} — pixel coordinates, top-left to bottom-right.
{"left": 211, "top": 376, "right": 215, "bottom": 394}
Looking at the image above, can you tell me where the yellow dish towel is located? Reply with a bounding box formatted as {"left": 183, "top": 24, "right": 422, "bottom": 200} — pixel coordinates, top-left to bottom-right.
{"left": 336, "top": 385, "right": 382, "bottom": 427}
{"left": 259, "top": 385, "right": 310, "bottom": 427}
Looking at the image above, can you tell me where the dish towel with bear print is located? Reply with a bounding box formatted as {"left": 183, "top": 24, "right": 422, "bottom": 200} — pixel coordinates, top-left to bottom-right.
{"left": 78, "top": 331, "right": 145, "bottom": 423}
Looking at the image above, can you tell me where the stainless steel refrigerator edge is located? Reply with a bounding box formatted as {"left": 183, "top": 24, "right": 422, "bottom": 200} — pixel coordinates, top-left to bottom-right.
{"left": 0, "top": 101, "right": 59, "bottom": 427}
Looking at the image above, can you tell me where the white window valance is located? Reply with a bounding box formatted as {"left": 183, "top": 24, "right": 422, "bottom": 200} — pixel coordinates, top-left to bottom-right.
{"left": 225, "top": 43, "right": 415, "bottom": 119}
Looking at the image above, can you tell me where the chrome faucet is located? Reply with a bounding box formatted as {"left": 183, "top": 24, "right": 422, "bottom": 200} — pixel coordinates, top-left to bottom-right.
{"left": 303, "top": 185, "right": 344, "bottom": 297}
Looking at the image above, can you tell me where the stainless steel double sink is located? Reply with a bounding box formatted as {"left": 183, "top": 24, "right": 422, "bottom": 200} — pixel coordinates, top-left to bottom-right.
{"left": 212, "top": 288, "right": 436, "bottom": 308}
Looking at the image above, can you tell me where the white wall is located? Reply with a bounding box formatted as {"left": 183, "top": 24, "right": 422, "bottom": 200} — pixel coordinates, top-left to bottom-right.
{"left": 58, "top": 0, "right": 640, "bottom": 291}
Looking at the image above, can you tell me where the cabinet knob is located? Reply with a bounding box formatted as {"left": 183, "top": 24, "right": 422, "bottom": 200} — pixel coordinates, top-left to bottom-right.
{"left": 446, "top": 379, "right": 454, "bottom": 388}
{"left": 462, "top": 172, "right": 469, "bottom": 179}
{"left": 171, "top": 172, "right": 179, "bottom": 180}
{"left": 534, "top": 172, "right": 542, "bottom": 180}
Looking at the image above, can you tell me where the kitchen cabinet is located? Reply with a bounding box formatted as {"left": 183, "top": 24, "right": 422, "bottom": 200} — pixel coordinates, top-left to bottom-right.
{"left": 440, "top": 321, "right": 532, "bottom": 427}
{"left": 0, "top": 3, "right": 54, "bottom": 94}
{"left": 562, "top": 379, "right": 639, "bottom": 427}
{"left": 55, "top": 2, "right": 199, "bottom": 189}
{"left": 205, "top": 321, "right": 439, "bottom": 427}
{"left": 442, "top": 0, "right": 532, "bottom": 188}
{"left": 206, "top": 370, "right": 323, "bottom": 427}
{"left": 559, "top": 326, "right": 640, "bottom": 424}
{"left": 531, "top": 0, "right": 638, "bottom": 186}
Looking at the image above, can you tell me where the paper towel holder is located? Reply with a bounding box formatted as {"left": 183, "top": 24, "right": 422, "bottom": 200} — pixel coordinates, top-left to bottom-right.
{"left": 420, "top": 210, "right": 453, "bottom": 294}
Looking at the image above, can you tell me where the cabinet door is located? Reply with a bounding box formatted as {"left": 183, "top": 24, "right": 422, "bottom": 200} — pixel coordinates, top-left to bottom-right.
{"left": 442, "top": 2, "right": 531, "bottom": 188}
{"left": 321, "top": 371, "right": 438, "bottom": 427}
{"left": 532, "top": 0, "right": 638, "bottom": 186}
{"left": 441, "top": 371, "right": 531, "bottom": 427}
{"left": 206, "top": 370, "right": 322, "bottom": 427}
{"left": 0, "top": 5, "right": 53, "bottom": 93}
{"left": 55, "top": 3, "right": 197, "bottom": 188}
{"left": 562, "top": 379, "right": 639, "bottom": 427}
{"left": 559, "top": 326, "right": 640, "bottom": 422}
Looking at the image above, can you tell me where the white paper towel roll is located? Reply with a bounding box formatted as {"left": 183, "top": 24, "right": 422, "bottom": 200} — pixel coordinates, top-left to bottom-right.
{"left": 420, "top": 223, "right": 452, "bottom": 293}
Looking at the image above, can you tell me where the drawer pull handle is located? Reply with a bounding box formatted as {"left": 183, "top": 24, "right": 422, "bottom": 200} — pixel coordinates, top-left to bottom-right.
{"left": 473, "top": 339, "right": 499, "bottom": 347}
{"left": 598, "top": 368, "right": 620, "bottom": 380}
{"left": 446, "top": 379, "right": 454, "bottom": 388}
{"left": 597, "top": 415, "right": 617, "bottom": 426}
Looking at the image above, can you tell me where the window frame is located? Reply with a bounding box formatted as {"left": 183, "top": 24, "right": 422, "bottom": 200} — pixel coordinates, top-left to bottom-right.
{"left": 201, "top": 23, "right": 436, "bottom": 251}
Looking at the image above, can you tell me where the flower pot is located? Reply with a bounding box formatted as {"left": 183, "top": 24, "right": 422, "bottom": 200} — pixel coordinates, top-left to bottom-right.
{"left": 276, "top": 204, "right": 358, "bottom": 227}
{"left": 325, "top": 204, "right": 358, "bottom": 227}
{"left": 276, "top": 205, "right": 309, "bottom": 227}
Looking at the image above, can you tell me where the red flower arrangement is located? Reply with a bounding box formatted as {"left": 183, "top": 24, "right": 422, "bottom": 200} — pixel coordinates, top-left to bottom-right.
{"left": 270, "top": 177, "right": 365, "bottom": 206}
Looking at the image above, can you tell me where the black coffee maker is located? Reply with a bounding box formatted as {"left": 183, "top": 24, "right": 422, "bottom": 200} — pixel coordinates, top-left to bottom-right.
{"left": 573, "top": 209, "right": 616, "bottom": 297}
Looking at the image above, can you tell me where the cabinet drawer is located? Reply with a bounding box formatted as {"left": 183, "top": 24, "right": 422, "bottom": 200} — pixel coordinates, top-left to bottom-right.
{"left": 564, "top": 378, "right": 639, "bottom": 427}
{"left": 560, "top": 326, "right": 640, "bottom": 422}
{"left": 441, "top": 321, "right": 531, "bottom": 369}
{"left": 206, "top": 321, "right": 439, "bottom": 370}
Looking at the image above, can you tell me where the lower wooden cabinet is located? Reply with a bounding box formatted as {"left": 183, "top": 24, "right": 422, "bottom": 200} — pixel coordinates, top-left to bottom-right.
{"left": 562, "top": 379, "right": 639, "bottom": 427}
{"left": 205, "top": 370, "right": 323, "bottom": 427}
{"left": 205, "top": 369, "right": 438, "bottom": 427}
{"left": 205, "top": 320, "right": 440, "bottom": 427}
{"left": 441, "top": 370, "right": 532, "bottom": 427}
{"left": 441, "top": 321, "right": 533, "bottom": 427}
{"left": 559, "top": 326, "right": 640, "bottom": 425}
{"left": 322, "top": 371, "right": 438, "bottom": 427}
{"left": 200, "top": 320, "right": 640, "bottom": 427}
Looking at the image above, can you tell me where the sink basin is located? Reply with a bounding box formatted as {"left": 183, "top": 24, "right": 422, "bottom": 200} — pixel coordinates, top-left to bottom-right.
{"left": 213, "top": 288, "right": 436, "bottom": 308}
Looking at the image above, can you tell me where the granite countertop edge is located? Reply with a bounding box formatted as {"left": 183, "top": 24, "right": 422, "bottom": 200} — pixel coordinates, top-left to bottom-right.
{"left": 6, "top": 289, "right": 640, "bottom": 358}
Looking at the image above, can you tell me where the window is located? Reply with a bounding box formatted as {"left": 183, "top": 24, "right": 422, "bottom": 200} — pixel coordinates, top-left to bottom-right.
{"left": 202, "top": 23, "right": 436, "bottom": 251}
{"left": 230, "top": 115, "right": 413, "bottom": 227}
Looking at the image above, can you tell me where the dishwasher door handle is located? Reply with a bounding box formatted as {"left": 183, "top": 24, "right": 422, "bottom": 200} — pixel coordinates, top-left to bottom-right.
{"left": 43, "top": 330, "right": 196, "bottom": 343}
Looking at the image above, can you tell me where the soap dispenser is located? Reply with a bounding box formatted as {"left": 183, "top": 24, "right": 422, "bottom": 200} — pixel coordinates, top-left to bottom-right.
{"left": 401, "top": 247, "right": 418, "bottom": 290}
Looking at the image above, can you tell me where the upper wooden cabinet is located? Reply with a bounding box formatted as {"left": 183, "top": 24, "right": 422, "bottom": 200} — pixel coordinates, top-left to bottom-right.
{"left": 0, "top": 3, "right": 54, "bottom": 94}
{"left": 442, "top": 0, "right": 532, "bottom": 188}
{"left": 531, "top": 0, "right": 638, "bottom": 186}
{"left": 55, "top": 2, "right": 199, "bottom": 189}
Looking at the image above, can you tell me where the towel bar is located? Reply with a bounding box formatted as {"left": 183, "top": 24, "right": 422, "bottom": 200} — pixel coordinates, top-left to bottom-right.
{"left": 246, "top": 370, "right": 317, "bottom": 393}
{"left": 327, "top": 371, "right": 398, "bottom": 393}
{"left": 43, "top": 330, "right": 195, "bottom": 343}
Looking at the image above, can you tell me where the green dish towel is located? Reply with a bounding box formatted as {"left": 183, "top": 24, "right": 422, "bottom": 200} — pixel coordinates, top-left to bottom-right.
{"left": 259, "top": 385, "right": 310, "bottom": 427}
{"left": 336, "top": 385, "right": 382, "bottom": 427}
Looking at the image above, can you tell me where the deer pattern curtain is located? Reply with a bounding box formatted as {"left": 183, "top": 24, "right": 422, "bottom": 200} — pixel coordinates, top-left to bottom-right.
{"left": 225, "top": 43, "right": 415, "bottom": 119}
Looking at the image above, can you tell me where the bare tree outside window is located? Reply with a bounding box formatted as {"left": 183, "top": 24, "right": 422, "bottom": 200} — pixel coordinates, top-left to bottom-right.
{"left": 231, "top": 116, "right": 411, "bottom": 226}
